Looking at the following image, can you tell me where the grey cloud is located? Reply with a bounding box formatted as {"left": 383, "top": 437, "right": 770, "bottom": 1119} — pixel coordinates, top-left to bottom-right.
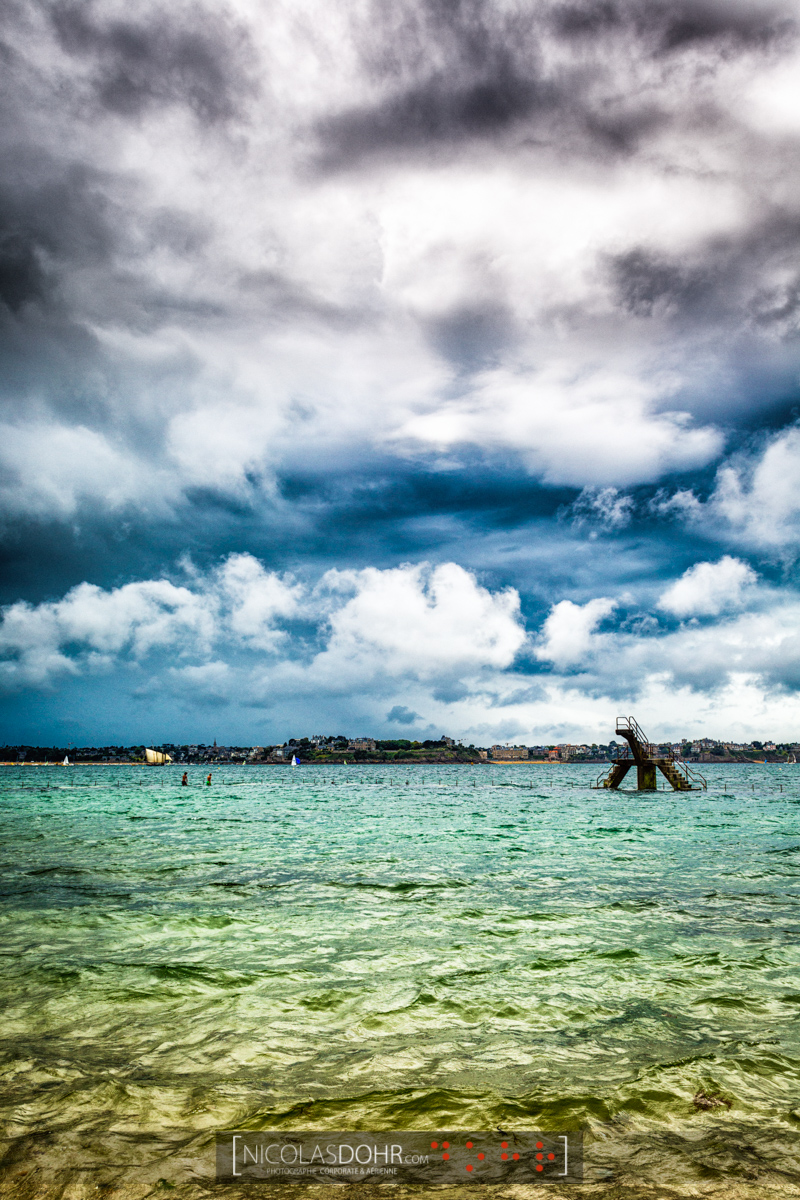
{"left": 314, "top": 0, "right": 795, "bottom": 170}
{"left": 610, "top": 249, "right": 704, "bottom": 320}
{"left": 597, "top": 210, "right": 800, "bottom": 432}
{"left": 315, "top": 64, "right": 555, "bottom": 168}
{"left": 387, "top": 704, "right": 420, "bottom": 724}
{"left": 0, "top": 155, "right": 116, "bottom": 410}
{"left": 48, "top": 1, "right": 257, "bottom": 124}
{"left": 0, "top": 146, "right": 121, "bottom": 379}
{"left": 313, "top": 1, "right": 559, "bottom": 168}
{"left": 609, "top": 211, "right": 800, "bottom": 333}
{"left": 554, "top": 0, "right": 793, "bottom": 51}
{"left": 551, "top": 3, "right": 622, "bottom": 38}
{"left": 0, "top": 234, "right": 48, "bottom": 314}
{"left": 431, "top": 682, "right": 469, "bottom": 703}
{"left": 641, "top": 0, "right": 793, "bottom": 53}
{"left": 426, "top": 301, "right": 517, "bottom": 368}
{"left": 0, "top": 157, "right": 114, "bottom": 289}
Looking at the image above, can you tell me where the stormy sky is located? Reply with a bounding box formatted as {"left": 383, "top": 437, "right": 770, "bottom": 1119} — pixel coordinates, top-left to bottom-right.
{"left": 4, "top": 0, "right": 800, "bottom": 746}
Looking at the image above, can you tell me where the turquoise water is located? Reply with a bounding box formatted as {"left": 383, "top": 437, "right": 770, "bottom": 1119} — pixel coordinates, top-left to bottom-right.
{"left": 2, "top": 763, "right": 800, "bottom": 1197}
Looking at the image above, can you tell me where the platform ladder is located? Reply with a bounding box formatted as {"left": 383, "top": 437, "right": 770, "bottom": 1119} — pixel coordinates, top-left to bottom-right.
{"left": 594, "top": 716, "right": 706, "bottom": 791}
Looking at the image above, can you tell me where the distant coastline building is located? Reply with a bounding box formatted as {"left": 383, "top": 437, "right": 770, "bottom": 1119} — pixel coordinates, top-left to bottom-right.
{"left": 348, "top": 737, "right": 377, "bottom": 751}
{"left": 491, "top": 744, "right": 529, "bottom": 760}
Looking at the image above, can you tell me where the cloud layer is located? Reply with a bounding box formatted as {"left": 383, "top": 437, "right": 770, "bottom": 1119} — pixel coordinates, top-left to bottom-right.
{"left": 5, "top": 552, "right": 800, "bottom": 744}
{"left": 4, "top": 0, "right": 800, "bottom": 740}
{"left": 3, "top": 0, "right": 800, "bottom": 524}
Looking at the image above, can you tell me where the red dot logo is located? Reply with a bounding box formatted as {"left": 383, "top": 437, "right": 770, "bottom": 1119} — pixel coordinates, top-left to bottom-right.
{"left": 477, "top": 1153, "right": 484, "bottom": 1161}
{"left": 431, "top": 1142, "right": 438, "bottom": 1149}
{"left": 466, "top": 1141, "right": 473, "bottom": 1149}
{"left": 442, "top": 1153, "right": 449, "bottom": 1161}
{"left": 466, "top": 1164, "right": 473, "bottom": 1172}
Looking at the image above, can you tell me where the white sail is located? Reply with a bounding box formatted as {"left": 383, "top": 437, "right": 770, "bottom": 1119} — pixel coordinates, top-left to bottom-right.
{"left": 291, "top": 755, "right": 298, "bottom": 766}
{"left": 62, "top": 756, "right": 69, "bottom": 766}
{"left": 145, "top": 748, "right": 172, "bottom": 764}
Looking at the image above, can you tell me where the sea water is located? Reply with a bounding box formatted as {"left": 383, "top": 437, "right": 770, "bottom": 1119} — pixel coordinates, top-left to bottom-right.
{"left": 1, "top": 763, "right": 800, "bottom": 1198}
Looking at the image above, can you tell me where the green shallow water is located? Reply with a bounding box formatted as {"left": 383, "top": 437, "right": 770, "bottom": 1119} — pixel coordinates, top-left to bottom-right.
{"left": 2, "top": 762, "right": 800, "bottom": 1196}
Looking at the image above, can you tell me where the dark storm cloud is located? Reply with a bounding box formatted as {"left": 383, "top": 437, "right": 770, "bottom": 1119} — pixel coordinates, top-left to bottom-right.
{"left": 315, "top": 61, "right": 556, "bottom": 167}
{"left": 0, "top": 156, "right": 114, "bottom": 299}
{"left": 314, "top": 0, "right": 795, "bottom": 169}
{"left": 313, "top": 0, "right": 560, "bottom": 169}
{"left": 0, "top": 234, "right": 47, "bottom": 314}
{"left": 0, "top": 152, "right": 117, "bottom": 404}
{"left": 609, "top": 209, "right": 800, "bottom": 329}
{"left": 554, "top": 0, "right": 792, "bottom": 52}
{"left": 598, "top": 205, "right": 800, "bottom": 432}
{"left": 48, "top": 1, "right": 256, "bottom": 123}
{"left": 4, "top": 0, "right": 800, "bottom": 744}
{"left": 644, "top": 0, "right": 792, "bottom": 53}
{"left": 610, "top": 248, "right": 703, "bottom": 320}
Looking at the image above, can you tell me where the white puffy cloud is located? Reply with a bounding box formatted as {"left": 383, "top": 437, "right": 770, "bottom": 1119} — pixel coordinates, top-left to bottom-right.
{"left": 535, "top": 597, "right": 617, "bottom": 668}
{"left": 654, "top": 428, "right": 800, "bottom": 552}
{"left": 313, "top": 562, "right": 525, "bottom": 683}
{"left": 0, "top": 424, "right": 177, "bottom": 519}
{"left": 658, "top": 557, "right": 757, "bottom": 617}
{"left": 706, "top": 427, "right": 800, "bottom": 548}
{"left": 8, "top": 549, "right": 800, "bottom": 742}
{"left": 393, "top": 364, "right": 721, "bottom": 487}
{"left": 0, "top": 578, "right": 214, "bottom": 690}
{"left": 0, "top": 556, "right": 524, "bottom": 694}
{"left": 0, "top": 555, "right": 300, "bottom": 691}
{"left": 215, "top": 553, "right": 301, "bottom": 648}
{"left": 528, "top": 588, "right": 800, "bottom": 729}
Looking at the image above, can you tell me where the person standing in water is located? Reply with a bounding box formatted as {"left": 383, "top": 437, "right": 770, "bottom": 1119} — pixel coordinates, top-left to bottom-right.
{"left": 181, "top": 772, "right": 188, "bottom": 786}
{"left": 206, "top": 773, "right": 212, "bottom": 786}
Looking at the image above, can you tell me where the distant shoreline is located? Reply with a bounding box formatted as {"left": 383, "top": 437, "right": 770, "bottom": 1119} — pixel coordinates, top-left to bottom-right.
{"left": 0, "top": 758, "right": 787, "bottom": 768}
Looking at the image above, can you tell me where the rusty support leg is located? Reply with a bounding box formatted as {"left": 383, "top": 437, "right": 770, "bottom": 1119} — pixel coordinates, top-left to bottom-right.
{"left": 603, "top": 760, "right": 634, "bottom": 789}
{"left": 637, "top": 762, "right": 657, "bottom": 790}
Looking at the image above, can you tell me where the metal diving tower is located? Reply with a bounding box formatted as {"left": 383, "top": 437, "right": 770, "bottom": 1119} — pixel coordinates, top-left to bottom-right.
{"left": 594, "top": 716, "right": 706, "bottom": 791}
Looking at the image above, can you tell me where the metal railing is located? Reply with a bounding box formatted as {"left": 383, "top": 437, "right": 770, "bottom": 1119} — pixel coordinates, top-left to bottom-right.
{"left": 616, "top": 715, "right": 707, "bottom": 789}
{"left": 616, "top": 715, "right": 652, "bottom": 755}
{"left": 668, "top": 758, "right": 707, "bottom": 790}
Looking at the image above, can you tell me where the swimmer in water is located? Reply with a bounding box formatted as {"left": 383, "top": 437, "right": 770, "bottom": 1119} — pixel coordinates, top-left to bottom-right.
{"left": 206, "top": 773, "right": 212, "bottom": 786}
{"left": 181, "top": 772, "right": 188, "bottom": 786}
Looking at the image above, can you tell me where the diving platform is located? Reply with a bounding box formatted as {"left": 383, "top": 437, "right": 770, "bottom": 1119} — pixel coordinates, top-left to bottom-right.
{"left": 594, "top": 716, "right": 706, "bottom": 791}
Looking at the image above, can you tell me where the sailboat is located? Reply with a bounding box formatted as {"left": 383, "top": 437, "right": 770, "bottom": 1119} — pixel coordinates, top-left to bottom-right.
{"left": 291, "top": 755, "right": 298, "bottom": 767}
{"left": 145, "top": 748, "right": 173, "bottom": 765}
{"left": 62, "top": 756, "right": 70, "bottom": 766}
